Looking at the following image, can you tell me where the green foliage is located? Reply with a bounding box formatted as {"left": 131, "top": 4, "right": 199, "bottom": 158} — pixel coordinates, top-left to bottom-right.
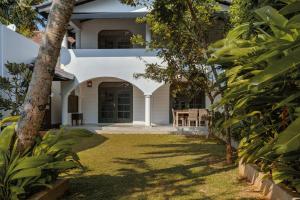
{"left": 0, "top": 63, "right": 32, "bottom": 116}
{"left": 123, "top": 0, "right": 226, "bottom": 107}
{"left": 0, "top": 0, "right": 44, "bottom": 37}
{"left": 0, "top": 122, "right": 92, "bottom": 200}
{"left": 209, "top": 0, "right": 300, "bottom": 192}
{"left": 229, "top": 0, "right": 281, "bottom": 26}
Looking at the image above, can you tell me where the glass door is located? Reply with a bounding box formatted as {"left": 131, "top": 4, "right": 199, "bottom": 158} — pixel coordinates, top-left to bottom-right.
{"left": 117, "top": 92, "right": 132, "bottom": 123}
{"left": 99, "top": 90, "right": 116, "bottom": 123}
{"left": 99, "top": 82, "right": 133, "bottom": 123}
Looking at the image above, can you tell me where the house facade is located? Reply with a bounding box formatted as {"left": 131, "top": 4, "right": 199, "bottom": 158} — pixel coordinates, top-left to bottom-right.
{"left": 0, "top": 0, "right": 229, "bottom": 127}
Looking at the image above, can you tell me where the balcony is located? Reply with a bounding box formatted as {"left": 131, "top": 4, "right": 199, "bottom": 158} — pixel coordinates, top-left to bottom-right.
{"left": 70, "top": 48, "right": 157, "bottom": 58}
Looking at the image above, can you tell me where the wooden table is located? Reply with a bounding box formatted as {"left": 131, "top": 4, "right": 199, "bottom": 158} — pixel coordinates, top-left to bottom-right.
{"left": 175, "top": 109, "right": 189, "bottom": 127}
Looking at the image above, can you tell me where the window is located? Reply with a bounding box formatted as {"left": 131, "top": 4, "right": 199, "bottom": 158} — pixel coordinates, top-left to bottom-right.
{"left": 98, "top": 30, "right": 133, "bottom": 49}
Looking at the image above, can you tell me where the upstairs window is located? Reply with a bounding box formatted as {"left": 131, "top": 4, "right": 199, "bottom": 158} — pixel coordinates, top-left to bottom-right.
{"left": 98, "top": 30, "right": 133, "bottom": 49}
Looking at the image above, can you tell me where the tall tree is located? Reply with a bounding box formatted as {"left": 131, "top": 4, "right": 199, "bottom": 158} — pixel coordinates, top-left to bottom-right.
{"left": 17, "top": 0, "right": 75, "bottom": 152}
{"left": 0, "top": 62, "right": 32, "bottom": 115}
{"left": 122, "top": 0, "right": 233, "bottom": 163}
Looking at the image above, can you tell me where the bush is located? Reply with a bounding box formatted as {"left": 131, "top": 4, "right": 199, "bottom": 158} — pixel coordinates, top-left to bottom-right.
{"left": 209, "top": 1, "right": 300, "bottom": 192}
{"left": 0, "top": 117, "right": 92, "bottom": 200}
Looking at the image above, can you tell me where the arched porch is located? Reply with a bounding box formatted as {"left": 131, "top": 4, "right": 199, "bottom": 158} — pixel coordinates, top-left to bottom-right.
{"left": 61, "top": 77, "right": 170, "bottom": 126}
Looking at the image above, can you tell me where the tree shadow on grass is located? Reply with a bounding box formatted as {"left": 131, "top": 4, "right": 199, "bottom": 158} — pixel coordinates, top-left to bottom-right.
{"left": 72, "top": 134, "right": 108, "bottom": 153}
{"left": 65, "top": 136, "right": 247, "bottom": 200}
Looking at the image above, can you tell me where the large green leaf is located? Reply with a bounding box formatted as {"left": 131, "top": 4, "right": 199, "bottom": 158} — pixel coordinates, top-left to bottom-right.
{"left": 255, "top": 6, "right": 288, "bottom": 29}
{"left": 0, "top": 125, "right": 15, "bottom": 152}
{"left": 43, "top": 161, "right": 77, "bottom": 170}
{"left": 13, "top": 155, "right": 51, "bottom": 172}
{"left": 250, "top": 47, "right": 300, "bottom": 85}
{"left": 273, "top": 92, "right": 300, "bottom": 110}
{"left": 0, "top": 116, "right": 20, "bottom": 127}
{"left": 275, "top": 117, "right": 300, "bottom": 154}
{"left": 10, "top": 168, "right": 41, "bottom": 180}
{"left": 280, "top": 1, "right": 300, "bottom": 15}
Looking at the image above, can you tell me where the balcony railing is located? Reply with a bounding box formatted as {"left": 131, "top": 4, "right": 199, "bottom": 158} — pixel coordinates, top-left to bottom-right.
{"left": 69, "top": 48, "right": 157, "bottom": 58}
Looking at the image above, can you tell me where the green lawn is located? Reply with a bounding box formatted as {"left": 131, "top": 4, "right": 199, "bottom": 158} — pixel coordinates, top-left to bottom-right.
{"left": 64, "top": 134, "right": 263, "bottom": 200}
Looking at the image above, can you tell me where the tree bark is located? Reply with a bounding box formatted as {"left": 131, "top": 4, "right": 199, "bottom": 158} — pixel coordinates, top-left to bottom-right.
{"left": 224, "top": 104, "right": 233, "bottom": 164}
{"left": 17, "top": 0, "right": 75, "bottom": 152}
{"left": 211, "top": 65, "right": 233, "bottom": 164}
{"left": 205, "top": 91, "right": 215, "bottom": 139}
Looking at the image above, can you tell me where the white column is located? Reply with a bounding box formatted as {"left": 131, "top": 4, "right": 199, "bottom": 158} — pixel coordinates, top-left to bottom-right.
{"left": 75, "top": 30, "right": 81, "bottom": 49}
{"left": 62, "top": 34, "right": 68, "bottom": 48}
{"left": 145, "top": 94, "right": 152, "bottom": 127}
{"left": 145, "top": 24, "right": 151, "bottom": 47}
{"left": 61, "top": 93, "right": 69, "bottom": 125}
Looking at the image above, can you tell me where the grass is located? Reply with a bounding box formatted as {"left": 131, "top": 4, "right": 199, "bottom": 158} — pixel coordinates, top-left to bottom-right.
{"left": 64, "top": 134, "right": 263, "bottom": 200}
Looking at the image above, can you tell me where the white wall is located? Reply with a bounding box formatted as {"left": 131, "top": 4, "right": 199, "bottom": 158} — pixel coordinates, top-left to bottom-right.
{"left": 51, "top": 82, "right": 62, "bottom": 125}
{"left": 0, "top": 24, "right": 38, "bottom": 76}
{"left": 61, "top": 49, "right": 164, "bottom": 95}
{"left": 152, "top": 84, "right": 170, "bottom": 125}
{"left": 74, "top": 0, "right": 150, "bottom": 13}
{"left": 0, "top": 25, "right": 39, "bottom": 118}
{"left": 133, "top": 86, "right": 145, "bottom": 125}
{"left": 80, "top": 19, "right": 146, "bottom": 49}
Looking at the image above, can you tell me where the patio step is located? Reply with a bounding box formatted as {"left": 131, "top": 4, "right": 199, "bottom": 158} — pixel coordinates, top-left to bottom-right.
{"left": 70, "top": 125, "right": 209, "bottom": 135}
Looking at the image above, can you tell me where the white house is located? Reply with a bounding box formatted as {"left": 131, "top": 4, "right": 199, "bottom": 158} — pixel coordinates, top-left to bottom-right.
{"left": 0, "top": 0, "right": 229, "bottom": 128}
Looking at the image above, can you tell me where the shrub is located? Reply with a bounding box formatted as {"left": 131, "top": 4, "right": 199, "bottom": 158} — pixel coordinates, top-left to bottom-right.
{"left": 0, "top": 117, "right": 92, "bottom": 200}
{"left": 209, "top": 1, "right": 300, "bottom": 192}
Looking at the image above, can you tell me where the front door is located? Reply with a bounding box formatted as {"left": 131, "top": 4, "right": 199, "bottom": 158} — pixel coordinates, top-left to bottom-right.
{"left": 98, "top": 82, "right": 133, "bottom": 123}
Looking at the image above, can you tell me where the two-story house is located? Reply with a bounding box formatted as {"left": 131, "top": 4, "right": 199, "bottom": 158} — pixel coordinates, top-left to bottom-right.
{"left": 0, "top": 0, "right": 229, "bottom": 128}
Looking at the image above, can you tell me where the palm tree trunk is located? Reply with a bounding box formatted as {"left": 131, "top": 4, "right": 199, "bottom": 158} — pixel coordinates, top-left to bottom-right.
{"left": 17, "top": 0, "right": 75, "bottom": 152}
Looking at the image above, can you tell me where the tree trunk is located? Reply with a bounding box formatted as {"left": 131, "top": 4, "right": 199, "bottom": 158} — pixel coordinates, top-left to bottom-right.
{"left": 206, "top": 92, "right": 214, "bottom": 139}
{"left": 211, "top": 65, "right": 233, "bottom": 164}
{"left": 17, "top": 0, "right": 75, "bottom": 152}
{"left": 224, "top": 104, "right": 233, "bottom": 164}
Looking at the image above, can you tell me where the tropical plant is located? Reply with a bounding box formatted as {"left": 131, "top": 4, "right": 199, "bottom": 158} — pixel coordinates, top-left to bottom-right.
{"left": 209, "top": 0, "right": 300, "bottom": 192}
{"left": 0, "top": 63, "right": 32, "bottom": 116}
{"left": 0, "top": 117, "right": 91, "bottom": 199}
{"left": 229, "top": 0, "right": 281, "bottom": 26}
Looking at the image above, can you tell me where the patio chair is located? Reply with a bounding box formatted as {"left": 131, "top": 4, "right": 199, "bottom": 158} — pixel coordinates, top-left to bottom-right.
{"left": 188, "top": 109, "right": 199, "bottom": 127}
{"left": 172, "top": 108, "right": 186, "bottom": 127}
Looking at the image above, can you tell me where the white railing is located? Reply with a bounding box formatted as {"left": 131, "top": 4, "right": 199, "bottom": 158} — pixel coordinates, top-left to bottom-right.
{"left": 69, "top": 48, "right": 157, "bottom": 57}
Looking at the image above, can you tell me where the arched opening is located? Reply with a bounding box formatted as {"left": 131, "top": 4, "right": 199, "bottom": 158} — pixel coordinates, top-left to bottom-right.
{"left": 98, "top": 30, "right": 133, "bottom": 49}
{"left": 98, "top": 82, "right": 133, "bottom": 123}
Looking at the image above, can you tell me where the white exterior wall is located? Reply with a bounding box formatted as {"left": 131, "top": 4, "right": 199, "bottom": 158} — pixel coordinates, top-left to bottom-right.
{"left": 133, "top": 86, "right": 145, "bottom": 125}
{"left": 51, "top": 82, "right": 62, "bottom": 125}
{"left": 81, "top": 19, "right": 146, "bottom": 49}
{"left": 0, "top": 24, "right": 38, "bottom": 77}
{"left": 60, "top": 49, "right": 164, "bottom": 95}
{"left": 152, "top": 84, "right": 170, "bottom": 125}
